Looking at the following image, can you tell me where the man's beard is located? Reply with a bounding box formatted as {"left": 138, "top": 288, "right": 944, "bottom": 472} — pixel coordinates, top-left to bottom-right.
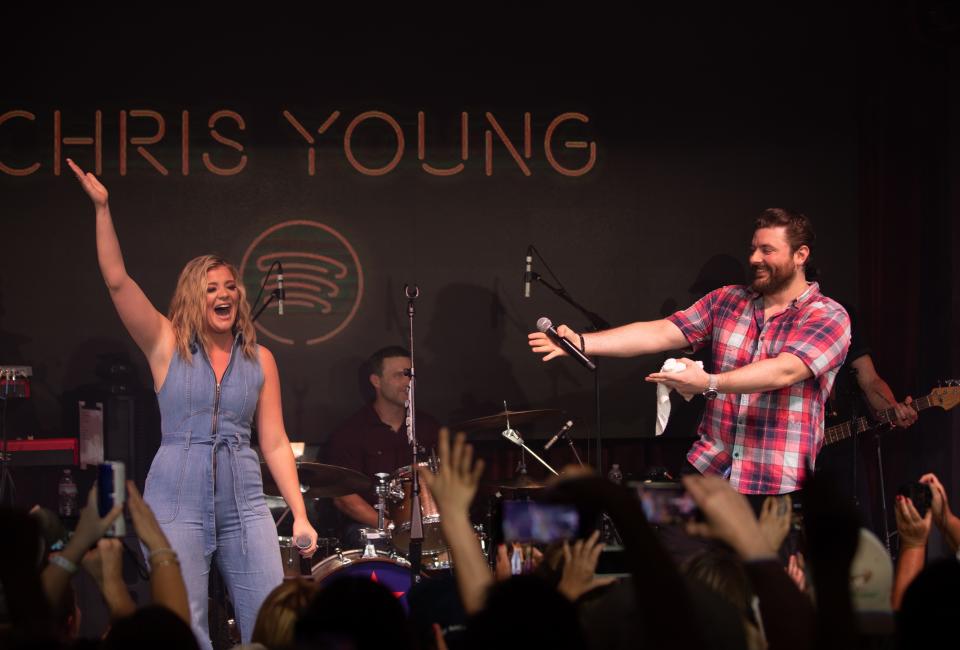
{"left": 750, "top": 262, "right": 796, "bottom": 295}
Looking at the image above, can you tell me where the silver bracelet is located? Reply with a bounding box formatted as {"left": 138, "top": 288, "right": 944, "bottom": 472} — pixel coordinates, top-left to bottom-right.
{"left": 148, "top": 547, "right": 177, "bottom": 560}
{"left": 50, "top": 554, "right": 79, "bottom": 575}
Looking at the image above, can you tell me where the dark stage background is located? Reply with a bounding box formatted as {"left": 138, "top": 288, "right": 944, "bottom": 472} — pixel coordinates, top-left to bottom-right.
{"left": 1, "top": 5, "right": 957, "bottom": 551}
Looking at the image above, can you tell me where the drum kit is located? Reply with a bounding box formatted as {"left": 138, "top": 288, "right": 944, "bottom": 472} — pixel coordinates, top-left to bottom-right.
{"left": 262, "top": 406, "right": 563, "bottom": 588}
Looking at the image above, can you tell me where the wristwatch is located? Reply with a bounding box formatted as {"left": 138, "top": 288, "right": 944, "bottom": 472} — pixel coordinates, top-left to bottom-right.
{"left": 703, "top": 374, "right": 719, "bottom": 400}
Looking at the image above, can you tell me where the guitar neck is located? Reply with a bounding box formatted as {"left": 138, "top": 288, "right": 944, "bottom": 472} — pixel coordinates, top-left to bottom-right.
{"left": 824, "top": 393, "right": 933, "bottom": 445}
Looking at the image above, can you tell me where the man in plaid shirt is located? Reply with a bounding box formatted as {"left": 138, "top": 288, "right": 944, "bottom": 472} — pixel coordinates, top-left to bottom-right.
{"left": 529, "top": 208, "right": 850, "bottom": 496}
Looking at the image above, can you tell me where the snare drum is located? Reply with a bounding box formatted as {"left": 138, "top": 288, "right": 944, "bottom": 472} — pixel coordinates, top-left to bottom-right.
{"left": 387, "top": 462, "right": 446, "bottom": 556}
{"left": 278, "top": 536, "right": 307, "bottom": 577}
{"left": 311, "top": 549, "right": 413, "bottom": 610}
{"left": 278, "top": 536, "right": 338, "bottom": 578}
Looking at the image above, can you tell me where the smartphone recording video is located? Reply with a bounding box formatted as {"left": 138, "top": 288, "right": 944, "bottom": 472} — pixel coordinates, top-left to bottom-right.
{"left": 631, "top": 481, "right": 700, "bottom": 525}
{"left": 501, "top": 500, "right": 580, "bottom": 544}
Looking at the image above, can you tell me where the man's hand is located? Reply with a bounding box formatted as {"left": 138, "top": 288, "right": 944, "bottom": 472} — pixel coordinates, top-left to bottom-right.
{"left": 419, "top": 428, "right": 485, "bottom": 517}
{"left": 889, "top": 396, "right": 917, "bottom": 428}
{"left": 682, "top": 474, "right": 776, "bottom": 560}
{"left": 645, "top": 358, "right": 710, "bottom": 395}
{"left": 528, "top": 324, "right": 580, "bottom": 362}
{"left": 557, "top": 531, "right": 616, "bottom": 601}
{"left": 894, "top": 495, "right": 931, "bottom": 549}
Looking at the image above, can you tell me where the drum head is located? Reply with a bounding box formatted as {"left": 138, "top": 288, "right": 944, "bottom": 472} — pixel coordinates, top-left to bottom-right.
{"left": 312, "top": 550, "right": 414, "bottom": 610}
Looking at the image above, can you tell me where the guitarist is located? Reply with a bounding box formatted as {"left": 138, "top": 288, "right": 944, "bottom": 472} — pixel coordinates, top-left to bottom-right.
{"left": 817, "top": 302, "right": 917, "bottom": 532}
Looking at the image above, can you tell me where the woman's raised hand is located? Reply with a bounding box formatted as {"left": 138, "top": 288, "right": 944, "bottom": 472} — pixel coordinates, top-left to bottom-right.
{"left": 66, "top": 158, "right": 109, "bottom": 208}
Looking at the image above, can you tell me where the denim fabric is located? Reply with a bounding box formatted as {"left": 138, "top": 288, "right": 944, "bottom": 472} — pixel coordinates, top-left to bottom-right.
{"left": 144, "top": 338, "right": 283, "bottom": 650}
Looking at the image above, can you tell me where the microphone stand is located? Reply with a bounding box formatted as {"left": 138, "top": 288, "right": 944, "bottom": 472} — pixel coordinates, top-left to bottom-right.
{"left": 250, "top": 261, "right": 284, "bottom": 323}
{"left": 528, "top": 245, "right": 611, "bottom": 467}
{"left": 403, "top": 285, "right": 424, "bottom": 583}
{"left": 562, "top": 432, "right": 584, "bottom": 467}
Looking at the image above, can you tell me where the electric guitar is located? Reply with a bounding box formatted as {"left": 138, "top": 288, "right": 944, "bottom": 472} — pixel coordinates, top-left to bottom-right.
{"left": 823, "top": 381, "right": 960, "bottom": 446}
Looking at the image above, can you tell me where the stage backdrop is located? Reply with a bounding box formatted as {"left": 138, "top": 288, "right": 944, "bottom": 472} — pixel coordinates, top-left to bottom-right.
{"left": 1, "top": 9, "right": 861, "bottom": 460}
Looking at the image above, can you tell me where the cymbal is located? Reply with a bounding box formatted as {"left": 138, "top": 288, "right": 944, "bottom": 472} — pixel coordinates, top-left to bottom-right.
{"left": 261, "top": 461, "right": 372, "bottom": 499}
{"left": 455, "top": 408, "right": 561, "bottom": 432}
{"left": 490, "top": 473, "right": 546, "bottom": 490}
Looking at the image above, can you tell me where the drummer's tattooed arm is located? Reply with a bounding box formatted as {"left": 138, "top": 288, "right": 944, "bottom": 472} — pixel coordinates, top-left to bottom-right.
{"left": 420, "top": 429, "right": 492, "bottom": 615}
{"left": 258, "top": 346, "right": 319, "bottom": 557}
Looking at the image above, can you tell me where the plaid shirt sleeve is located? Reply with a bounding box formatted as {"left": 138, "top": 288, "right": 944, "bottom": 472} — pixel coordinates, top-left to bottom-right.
{"left": 666, "top": 287, "right": 727, "bottom": 352}
{"left": 780, "top": 301, "right": 851, "bottom": 378}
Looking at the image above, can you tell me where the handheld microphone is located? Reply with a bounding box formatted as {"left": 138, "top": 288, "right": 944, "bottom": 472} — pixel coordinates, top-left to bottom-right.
{"left": 544, "top": 420, "right": 574, "bottom": 451}
{"left": 524, "top": 246, "right": 533, "bottom": 298}
{"left": 536, "top": 317, "right": 597, "bottom": 371}
{"left": 295, "top": 534, "right": 311, "bottom": 550}
{"left": 277, "top": 262, "right": 285, "bottom": 316}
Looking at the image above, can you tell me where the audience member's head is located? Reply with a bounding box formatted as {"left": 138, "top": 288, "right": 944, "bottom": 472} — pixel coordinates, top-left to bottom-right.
{"left": 897, "top": 558, "right": 960, "bottom": 649}
{"left": 0, "top": 508, "right": 51, "bottom": 640}
{"left": 466, "top": 575, "right": 586, "bottom": 650}
{"left": 682, "top": 548, "right": 752, "bottom": 615}
{"left": 252, "top": 578, "right": 316, "bottom": 649}
{"left": 101, "top": 605, "right": 199, "bottom": 650}
{"left": 296, "top": 576, "right": 410, "bottom": 650}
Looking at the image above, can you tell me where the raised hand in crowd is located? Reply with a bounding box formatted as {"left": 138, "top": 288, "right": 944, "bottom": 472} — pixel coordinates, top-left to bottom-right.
{"left": 419, "top": 428, "right": 492, "bottom": 615}
{"left": 892, "top": 493, "right": 933, "bottom": 610}
{"left": 758, "top": 494, "right": 792, "bottom": 555}
{"left": 682, "top": 475, "right": 776, "bottom": 560}
{"left": 41, "top": 486, "right": 123, "bottom": 608}
{"left": 895, "top": 494, "right": 932, "bottom": 551}
{"left": 920, "top": 472, "right": 960, "bottom": 552}
{"left": 557, "top": 530, "right": 616, "bottom": 601}
{"left": 786, "top": 552, "right": 806, "bottom": 594}
{"left": 126, "top": 481, "right": 190, "bottom": 624}
{"left": 81, "top": 538, "right": 136, "bottom": 621}
{"left": 684, "top": 474, "right": 816, "bottom": 650}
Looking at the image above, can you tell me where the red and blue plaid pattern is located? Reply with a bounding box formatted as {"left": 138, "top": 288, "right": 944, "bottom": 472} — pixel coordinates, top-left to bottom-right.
{"left": 667, "top": 283, "right": 850, "bottom": 494}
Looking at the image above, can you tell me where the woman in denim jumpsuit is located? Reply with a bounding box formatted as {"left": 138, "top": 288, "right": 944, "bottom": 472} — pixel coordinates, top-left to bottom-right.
{"left": 69, "top": 159, "right": 318, "bottom": 649}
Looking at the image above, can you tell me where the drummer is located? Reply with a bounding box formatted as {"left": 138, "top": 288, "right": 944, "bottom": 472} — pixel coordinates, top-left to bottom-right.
{"left": 324, "top": 346, "right": 441, "bottom": 545}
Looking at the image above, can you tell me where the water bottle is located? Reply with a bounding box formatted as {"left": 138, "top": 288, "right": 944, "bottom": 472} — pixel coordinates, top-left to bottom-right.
{"left": 58, "top": 468, "right": 79, "bottom": 517}
{"left": 607, "top": 463, "right": 623, "bottom": 485}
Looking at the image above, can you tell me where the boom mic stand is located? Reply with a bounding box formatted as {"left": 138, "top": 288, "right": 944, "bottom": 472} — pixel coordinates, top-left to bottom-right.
{"left": 527, "top": 245, "right": 611, "bottom": 467}
{"left": 403, "top": 285, "right": 425, "bottom": 583}
{"left": 250, "top": 261, "right": 284, "bottom": 323}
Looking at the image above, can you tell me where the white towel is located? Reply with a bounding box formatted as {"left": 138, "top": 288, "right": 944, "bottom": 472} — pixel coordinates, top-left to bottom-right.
{"left": 655, "top": 358, "right": 704, "bottom": 436}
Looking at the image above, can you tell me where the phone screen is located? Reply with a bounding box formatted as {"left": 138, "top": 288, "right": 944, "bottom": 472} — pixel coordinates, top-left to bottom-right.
{"left": 501, "top": 500, "right": 580, "bottom": 543}
{"left": 631, "top": 481, "right": 700, "bottom": 525}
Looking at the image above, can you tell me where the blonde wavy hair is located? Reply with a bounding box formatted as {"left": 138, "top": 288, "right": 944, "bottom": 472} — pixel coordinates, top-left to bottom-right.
{"left": 168, "top": 255, "right": 257, "bottom": 361}
{"left": 251, "top": 578, "right": 317, "bottom": 647}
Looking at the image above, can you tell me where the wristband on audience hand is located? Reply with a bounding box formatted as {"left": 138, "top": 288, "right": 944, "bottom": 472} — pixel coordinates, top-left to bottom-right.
{"left": 50, "top": 554, "right": 79, "bottom": 575}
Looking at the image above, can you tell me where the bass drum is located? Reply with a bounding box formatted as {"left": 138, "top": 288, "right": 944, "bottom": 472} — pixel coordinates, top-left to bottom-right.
{"left": 311, "top": 550, "right": 413, "bottom": 610}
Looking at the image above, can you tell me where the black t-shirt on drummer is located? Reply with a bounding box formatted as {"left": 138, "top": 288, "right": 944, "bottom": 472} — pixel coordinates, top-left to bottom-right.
{"left": 324, "top": 404, "right": 441, "bottom": 505}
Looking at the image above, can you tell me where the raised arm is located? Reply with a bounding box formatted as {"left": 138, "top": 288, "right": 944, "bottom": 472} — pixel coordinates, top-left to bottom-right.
{"left": 256, "top": 346, "right": 318, "bottom": 557}
{"left": 528, "top": 319, "right": 688, "bottom": 361}
{"left": 67, "top": 159, "right": 172, "bottom": 381}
